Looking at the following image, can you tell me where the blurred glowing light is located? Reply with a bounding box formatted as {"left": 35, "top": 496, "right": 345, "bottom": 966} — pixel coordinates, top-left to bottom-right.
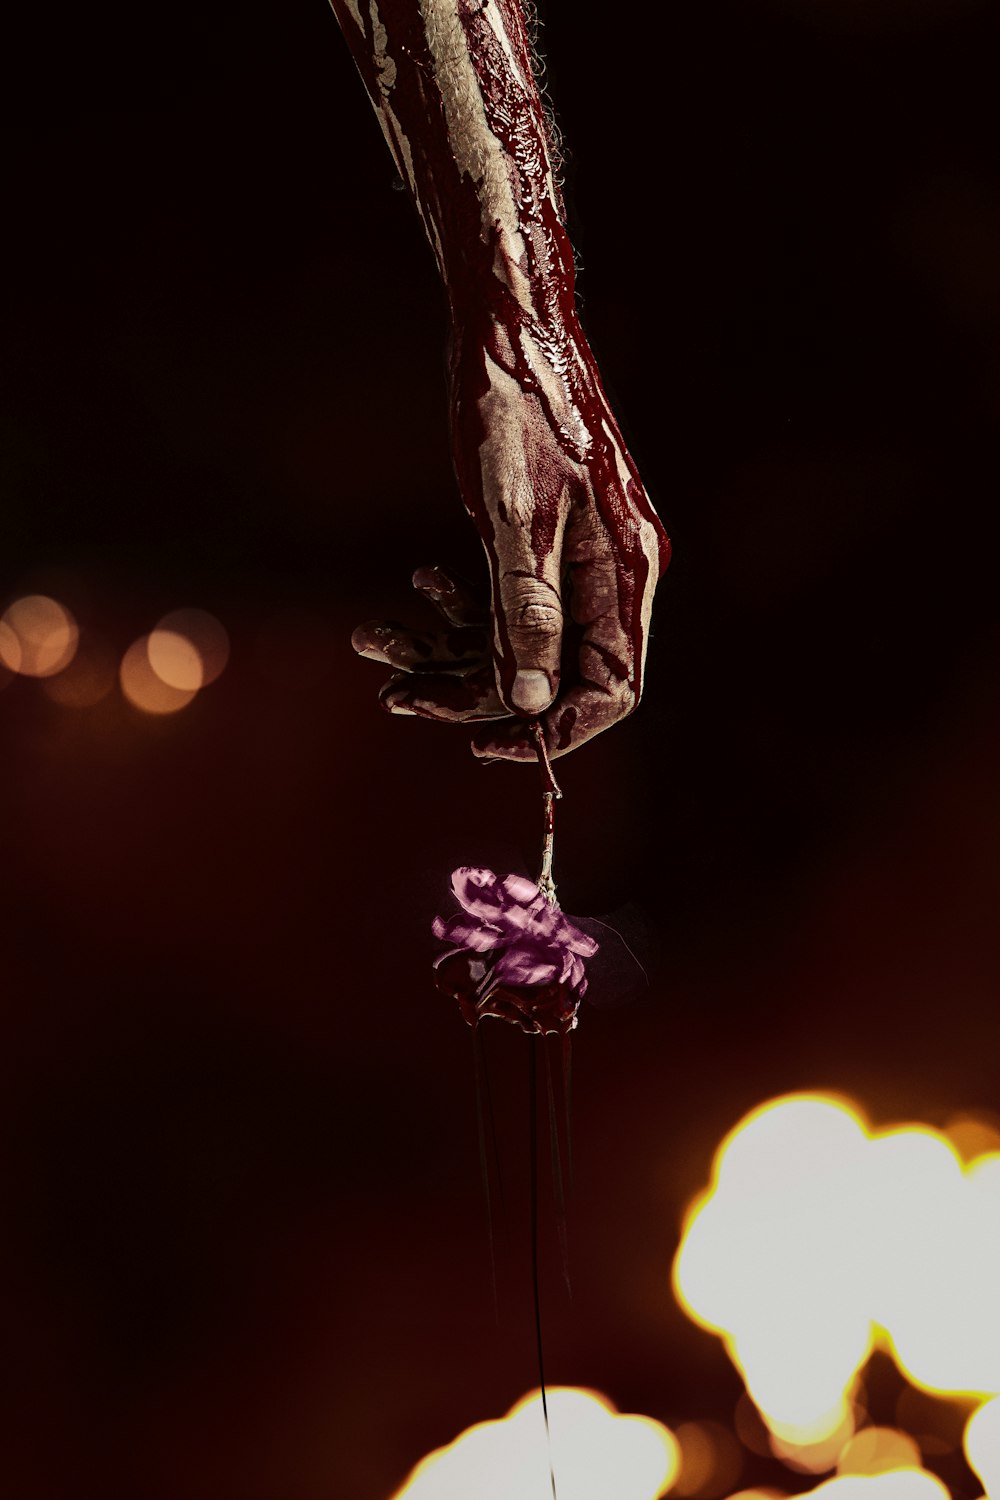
{"left": 155, "top": 608, "right": 229, "bottom": 685}
{"left": 673, "top": 1094, "right": 1000, "bottom": 1455}
{"left": 876, "top": 1145, "right": 1000, "bottom": 1396}
{"left": 893, "top": 1388, "right": 965, "bottom": 1458}
{"left": 734, "top": 1395, "right": 776, "bottom": 1459}
{"left": 120, "top": 636, "right": 197, "bottom": 714}
{"left": 770, "top": 1406, "right": 857, "bottom": 1474}
{"left": 674, "top": 1096, "right": 874, "bottom": 1435}
{"left": 673, "top": 1421, "right": 743, "bottom": 1497}
{"left": 790, "top": 1471, "right": 951, "bottom": 1500}
{"left": 42, "top": 634, "right": 117, "bottom": 707}
{"left": 965, "top": 1397, "right": 1000, "bottom": 1499}
{"left": 147, "top": 629, "right": 203, "bottom": 691}
{"left": 944, "top": 1113, "right": 1000, "bottom": 1163}
{"left": 0, "top": 619, "right": 22, "bottom": 679}
{"left": 725, "top": 1491, "right": 787, "bottom": 1500}
{"left": 0, "top": 595, "right": 78, "bottom": 677}
{"left": 390, "top": 1387, "right": 679, "bottom": 1500}
{"left": 838, "top": 1429, "right": 922, "bottom": 1477}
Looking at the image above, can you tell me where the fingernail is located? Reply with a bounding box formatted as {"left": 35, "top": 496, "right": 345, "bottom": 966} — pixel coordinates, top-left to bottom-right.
{"left": 511, "top": 669, "right": 552, "bottom": 713}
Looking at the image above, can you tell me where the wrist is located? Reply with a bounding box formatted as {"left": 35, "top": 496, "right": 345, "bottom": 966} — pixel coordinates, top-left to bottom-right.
{"left": 446, "top": 238, "right": 583, "bottom": 352}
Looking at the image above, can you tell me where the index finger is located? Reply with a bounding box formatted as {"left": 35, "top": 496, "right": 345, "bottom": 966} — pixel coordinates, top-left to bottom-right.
{"left": 411, "top": 565, "right": 489, "bottom": 627}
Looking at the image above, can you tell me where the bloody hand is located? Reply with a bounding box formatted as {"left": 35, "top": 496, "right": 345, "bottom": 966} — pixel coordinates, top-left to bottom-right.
{"left": 352, "top": 311, "right": 670, "bottom": 759}
{"left": 332, "top": 0, "right": 670, "bottom": 759}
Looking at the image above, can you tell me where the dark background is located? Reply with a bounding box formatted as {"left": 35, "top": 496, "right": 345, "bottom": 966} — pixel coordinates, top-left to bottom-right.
{"left": 3, "top": 1, "right": 999, "bottom": 1495}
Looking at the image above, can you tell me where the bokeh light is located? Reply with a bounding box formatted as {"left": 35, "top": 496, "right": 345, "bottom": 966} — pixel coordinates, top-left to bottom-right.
{"left": 837, "top": 1429, "right": 922, "bottom": 1477}
{"left": 775, "top": 1470, "right": 951, "bottom": 1500}
{"left": 0, "top": 618, "right": 22, "bottom": 681}
{"left": 673, "top": 1420, "right": 744, "bottom": 1497}
{"left": 725, "top": 1491, "right": 787, "bottom": 1500}
{"left": 42, "top": 634, "right": 117, "bottom": 707}
{"left": 673, "top": 1093, "right": 1000, "bottom": 1461}
{"left": 120, "top": 636, "right": 198, "bottom": 714}
{"left": 154, "top": 608, "right": 229, "bottom": 685}
{"left": 943, "top": 1112, "right": 1000, "bottom": 1164}
{"left": 770, "top": 1406, "right": 858, "bottom": 1475}
{"left": 673, "top": 1096, "right": 874, "bottom": 1437}
{"left": 877, "top": 1143, "right": 1000, "bottom": 1397}
{"left": 735, "top": 1395, "right": 777, "bottom": 1459}
{"left": 0, "top": 595, "right": 78, "bottom": 677}
{"left": 893, "top": 1387, "right": 966, "bottom": 1458}
{"left": 390, "top": 1387, "right": 679, "bottom": 1500}
{"left": 146, "top": 629, "right": 204, "bottom": 692}
{"left": 964, "top": 1396, "right": 1000, "bottom": 1500}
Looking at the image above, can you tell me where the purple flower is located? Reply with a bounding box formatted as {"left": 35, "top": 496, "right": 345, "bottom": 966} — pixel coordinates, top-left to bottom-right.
{"left": 432, "top": 867, "right": 599, "bottom": 1036}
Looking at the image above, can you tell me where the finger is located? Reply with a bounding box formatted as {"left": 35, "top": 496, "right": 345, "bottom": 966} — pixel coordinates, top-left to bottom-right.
{"left": 491, "top": 561, "right": 565, "bottom": 717}
{"left": 469, "top": 676, "right": 636, "bottom": 760}
{"left": 379, "top": 666, "right": 509, "bottom": 722}
{"left": 473, "top": 544, "right": 640, "bottom": 760}
{"left": 351, "top": 619, "right": 489, "bottom": 674}
{"left": 411, "top": 564, "right": 489, "bottom": 627}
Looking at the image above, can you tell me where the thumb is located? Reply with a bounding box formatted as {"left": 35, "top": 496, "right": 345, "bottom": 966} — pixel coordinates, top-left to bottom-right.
{"left": 492, "top": 570, "right": 563, "bottom": 715}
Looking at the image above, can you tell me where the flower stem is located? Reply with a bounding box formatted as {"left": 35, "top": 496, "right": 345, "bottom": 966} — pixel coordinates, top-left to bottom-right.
{"left": 528, "top": 719, "right": 562, "bottom": 800}
{"left": 529, "top": 720, "right": 561, "bottom": 905}
{"left": 538, "top": 791, "right": 557, "bottom": 904}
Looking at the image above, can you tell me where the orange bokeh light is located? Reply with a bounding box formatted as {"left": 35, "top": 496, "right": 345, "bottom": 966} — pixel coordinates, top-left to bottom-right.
{"left": 0, "top": 595, "right": 78, "bottom": 677}
{"left": 146, "top": 629, "right": 204, "bottom": 692}
{"left": 120, "top": 636, "right": 197, "bottom": 714}
{"left": 943, "top": 1112, "right": 1000, "bottom": 1164}
{"left": 155, "top": 608, "right": 229, "bottom": 685}
{"left": 770, "top": 1469, "right": 951, "bottom": 1500}
{"left": 837, "top": 1428, "right": 922, "bottom": 1478}
{"left": 674, "top": 1420, "right": 744, "bottom": 1498}
{"left": 43, "top": 634, "right": 117, "bottom": 707}
{"left": 0, "top": 618, "right": 22, "bottom": 678}
{"left": 770, "top": 1407, "right": 859, "bottom": 1476}
{"left": 964, "top": 1396, "right": 1000, "bottom": 1500}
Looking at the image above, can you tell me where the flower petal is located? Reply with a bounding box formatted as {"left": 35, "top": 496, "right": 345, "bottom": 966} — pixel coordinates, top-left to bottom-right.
{"left": 559, "top": 919, "right": 600, "bottom": 957}
{"left": 492, "top": 948, "right": 560, "bottom": 987}
{"left": 431, "top": 946, "right": 467, "bottom": 970}
{"left": 500, "top": 873, "right": 543, "bottom": 905}
{"left": 434, "top": 869, "right": 599, "bottom": 1032}
{"left": 451, "top": 866, "right": 504, "bottom": 919}
{"left": 432, "top": 912, "right": 503, "bottom": 952}
{"left": 501, "top": 905, "right": 561, "bottom": 943}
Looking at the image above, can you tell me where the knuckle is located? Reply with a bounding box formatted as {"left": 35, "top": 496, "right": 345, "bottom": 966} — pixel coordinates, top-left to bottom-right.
{"left": 516, "top": 601, "right": 562, "bottom": 637}
{"left": 501, "top": 579, "right": 563, "bottom": 640}
{"left": 610, "top": 680, "right": 638, "bottom": 718}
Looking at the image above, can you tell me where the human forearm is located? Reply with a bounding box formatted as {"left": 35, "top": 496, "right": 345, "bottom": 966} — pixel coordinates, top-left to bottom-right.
{"left": 327, "top": 0, "right": 575, "bottom": 328}
{"left": 338, "top": 0, "right": 672, "bottom": 756}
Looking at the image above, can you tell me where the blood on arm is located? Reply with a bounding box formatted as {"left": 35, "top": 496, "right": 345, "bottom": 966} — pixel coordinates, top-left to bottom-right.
{"left": 331, "top": 0, "right": 670, "bottom": 759}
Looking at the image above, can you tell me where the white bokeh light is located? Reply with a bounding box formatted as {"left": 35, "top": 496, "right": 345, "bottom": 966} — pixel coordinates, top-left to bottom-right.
{"left": 391, "top": 1388, "right": 679, "bottom": 1500}
{"left": 674, "top": 1094, "right": 1000, "bottom": 1458}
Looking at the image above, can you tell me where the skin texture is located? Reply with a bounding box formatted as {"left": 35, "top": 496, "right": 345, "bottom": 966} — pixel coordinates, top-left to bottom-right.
{"left": 331, "top": 0, "right": 670, "bottom": 759}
